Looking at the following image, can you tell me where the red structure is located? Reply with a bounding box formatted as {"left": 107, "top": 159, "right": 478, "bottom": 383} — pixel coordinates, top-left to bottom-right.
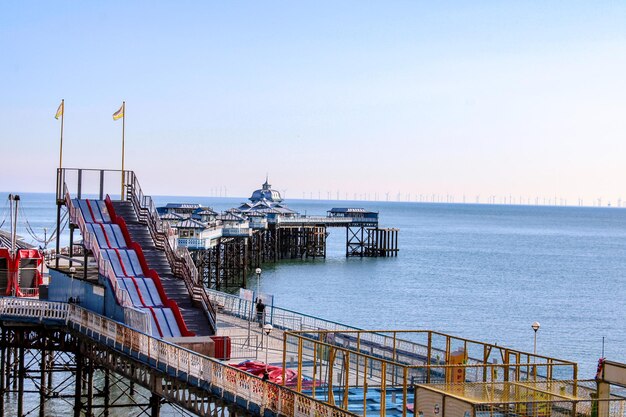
{"left": 0, "top": 248, "right": 43, "bottom": 297}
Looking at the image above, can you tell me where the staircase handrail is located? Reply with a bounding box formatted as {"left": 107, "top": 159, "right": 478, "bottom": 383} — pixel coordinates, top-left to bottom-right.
{"left": 125, "top": 172, "right": 216, "bottom": 331}
{"left": 63, "top": 187, "right": 150, "bottom": 334}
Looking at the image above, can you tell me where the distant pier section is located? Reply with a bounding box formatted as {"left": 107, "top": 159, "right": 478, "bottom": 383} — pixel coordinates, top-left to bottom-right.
{"left": 159, "top": 179, "right": 399, "bottom": 290}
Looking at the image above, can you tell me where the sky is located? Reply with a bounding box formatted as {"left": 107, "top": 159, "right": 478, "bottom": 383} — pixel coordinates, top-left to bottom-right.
{"left": 1, "top": 2, "right": 626, "bottom": 204}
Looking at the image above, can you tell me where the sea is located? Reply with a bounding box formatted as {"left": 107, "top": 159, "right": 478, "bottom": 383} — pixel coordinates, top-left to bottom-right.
{"left": 1, "top": 191, "right": 625, "bottom": 383}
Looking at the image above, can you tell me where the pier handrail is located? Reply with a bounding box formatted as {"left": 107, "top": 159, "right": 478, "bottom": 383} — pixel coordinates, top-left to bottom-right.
{"left": 275, "top": 215, "right": 379, "bottom": 228}
{"left": 125, "top": 171, "right": 216, "bottom": 332}
{"left": 206, "top": 288, "right": 362, "bottom": 333}
{"left": 0, "top": 298, "right": 357, "bottom": 417}
{"left": 206, "top": 289, "right": 578, "bottom": 381}
{"left": 63, "top": 185, "right": 151, "bottom": 334}
{"left": 277, "top": 216, "right": 353, "bottom": 224}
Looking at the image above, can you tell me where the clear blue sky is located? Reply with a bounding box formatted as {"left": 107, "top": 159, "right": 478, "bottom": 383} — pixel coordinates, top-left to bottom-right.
{"left": 1, "top": 2, "right": 625, "bottom": 203}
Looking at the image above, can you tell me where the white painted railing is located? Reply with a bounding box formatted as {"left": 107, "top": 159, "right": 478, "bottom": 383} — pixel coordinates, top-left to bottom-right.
{"left": 249, "top": 220, "right": 268, "bottom": 229}
{"left": 0, "top": 297, "right": 69, "bottom": 320}
{"left": 277, "top": 216, "right": 351, "bottom": 224}
{"left": 177, "top": 238, "right": 209, "bottom": 249}
{"left": 0, "top": 298, "right": 356, "bottom": 417}
{"left": 177, "top": 236, "right": 220, "bottom": 250}
{"left": 222, "top": 227, "right": 251, "bottom": 237}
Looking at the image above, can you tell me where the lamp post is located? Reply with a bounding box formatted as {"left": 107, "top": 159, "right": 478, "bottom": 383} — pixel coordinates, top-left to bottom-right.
{"left": 263, "top": 324, "right": 273, "bottom": 372}
{"left": 532, "top": 321, "right": 540, "bottom": 355}
{"left": 255, "top": 267, "right": 262, "bottom": 300}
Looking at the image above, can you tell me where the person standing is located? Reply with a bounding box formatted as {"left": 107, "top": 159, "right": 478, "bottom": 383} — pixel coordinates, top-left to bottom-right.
{"left": 256, "top": 298, "right": 266, "bottom": 327}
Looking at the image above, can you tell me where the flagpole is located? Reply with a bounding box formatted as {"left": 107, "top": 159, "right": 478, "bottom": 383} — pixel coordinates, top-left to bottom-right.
{"left": 120, "top": 101, "right": 126, "bottom": 199}
{"left": 59, "top": 99, "right": 64, "bottom": 170}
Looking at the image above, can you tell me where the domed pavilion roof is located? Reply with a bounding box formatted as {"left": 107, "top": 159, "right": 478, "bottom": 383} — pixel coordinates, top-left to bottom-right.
{"left": 249, "top": 177, "right": 283, "bottom": 203}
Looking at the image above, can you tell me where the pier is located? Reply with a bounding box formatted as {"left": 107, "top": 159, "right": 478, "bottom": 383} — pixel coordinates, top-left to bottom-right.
{"left": 161, "top": 182, "right": 399, "bottom": 291}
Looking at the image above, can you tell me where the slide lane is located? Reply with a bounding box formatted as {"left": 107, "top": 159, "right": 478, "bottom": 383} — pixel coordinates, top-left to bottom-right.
{"left": 101, "top": 224, "right": 125, "bottom": 248}
{"left": 73, "top": 199, "right": 95, "bottom": 224}
{"left": 152, "top": 308, "right": 181, "bottom": 338}
{"left": 111, "top": 224, "right": 127, "bottom": 247}
{"left": 146, "top": 309, "right": 162, "bottom": 337}
{"left": 90, "top": 199, "right": 112, "bottom": 223}
{"left": 106, "top": 249, "right": 163, "bottom": 306}
{"left": 117, "top": 249, "right": 142, "bottom": 276}
{"left": 85, "top": 199, "right": 104, "bottom": 224}
{"left": 133, "top": 278, "right": 162, "bottom": 307}
{"left": 116, "top": 277, "right": 143, "bottom": 306}
{"left": 163, "top": 308, "right": 182, "bottom": 337}
{"left": 85, "top": 224, "right": 110, "bottom": 249}
{"left": 100, "top": 250, "right": 125, "bottom": 277}
{"left": 103, "top": 249, "right": 161, "bottom": 307}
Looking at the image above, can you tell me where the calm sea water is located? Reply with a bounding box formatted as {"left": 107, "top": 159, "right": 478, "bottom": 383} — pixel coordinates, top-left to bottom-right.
{"left": 2, "top": 192, "right": 624, "bottom": 381}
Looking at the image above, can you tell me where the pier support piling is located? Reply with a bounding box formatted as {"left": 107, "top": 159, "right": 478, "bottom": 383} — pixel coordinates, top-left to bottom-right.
{"left": 39, "top": 346, "right": 46, "bottom": 417}
{"left": 74, "top": 352, "right": 83, "bottom": 417}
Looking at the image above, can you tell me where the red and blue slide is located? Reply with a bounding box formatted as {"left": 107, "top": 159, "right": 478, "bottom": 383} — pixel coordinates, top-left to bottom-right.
{"left": 72, "top": 198, "right": 192, "bottom": 338}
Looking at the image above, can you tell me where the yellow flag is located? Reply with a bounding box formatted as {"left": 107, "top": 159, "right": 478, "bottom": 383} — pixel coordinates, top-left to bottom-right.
{"left": 55, "top": 100, "right": 64, "bottom": 120}
{"left": 112, "top": 103, "right": 124, "bottom": 120}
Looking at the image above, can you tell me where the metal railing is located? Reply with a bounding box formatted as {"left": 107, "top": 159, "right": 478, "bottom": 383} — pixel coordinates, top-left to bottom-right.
{"left": 0, "top": 298, "right": 357, "bottom": 417}
{"left": 177, "top": 238, "right": 211, "bottom": 249}
{"left": 0, "top": 297, "right": 69, "bottom": 320}
{"left": 222, "top": 227, "right": 252, "bottom": 237}
{"left": 206, "top": 288, "right": 362, "bottom": 334}
{"left": 19, "top": 287, "right": 40, "bottom": 297}
{"left": 277, "top": 216, "right": 352, "bottom": 225}
{"left": 276, "top": 216, "right": 379, "bottom": 227}
{"left": 207, "top": 289, "right": 582, "bottom": 416}
{"left": 56, "top": 168, "right": 125, "bottom": 202}
{"left": 229, "top": 335, "right": 260, "bottom": 360}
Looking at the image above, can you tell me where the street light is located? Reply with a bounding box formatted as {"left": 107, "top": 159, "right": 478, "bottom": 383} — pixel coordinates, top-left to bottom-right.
{"left": 532, "top": 321, "right": 540, "bottom": 355}
{"left": 255, "top": 267, "right": 262, "bottom": 300}
{"left": 263, "top": 324, "right": 273, "bottom": 372}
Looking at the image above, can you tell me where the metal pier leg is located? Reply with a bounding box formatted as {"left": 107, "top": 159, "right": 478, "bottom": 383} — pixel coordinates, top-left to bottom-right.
{"left": 39, "top": 347, "right": 47, "bottom": 417}
{"left": 17, "top": 345, "right": 25, "bottom": 417}
{"left": 150, "top": 393, "right": 161, "bottom": 417}
{"left": 129, "top": 364, "right": 135, "bottom": 395}
{"left": 74, "top": 355, "right": 83, "bottom": 417}
{"left": 12, "top": 347, "right": 18, "bottom": 389}
{"left": 103, "top": 368, "right": 110, "bottom": 417}
{"left": 47, "top": 351, "right": 54, "bottom": 391}
{"left": 5, "top": 346, "right": 11, "bottom": 391}
{"left": 86, "top": 359, "right": 94, "bottom": 417}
